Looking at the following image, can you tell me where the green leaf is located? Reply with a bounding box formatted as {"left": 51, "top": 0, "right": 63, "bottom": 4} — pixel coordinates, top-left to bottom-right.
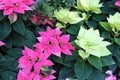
{"left": 88, "top": 68, "right": 105, "bottom": 80}
{"left": 92, "top": 14, "right": 106, "bottom": 21}
{"left": 6, "top": 48, "right": 22, "bottom": 59}
{"left": 52, "top": 54, "right": 75, "bottom": 67}
{"left": 107, "top": 44, "right": 119, "bottom": 55}
{"left": 0, "top": 60, "right": 15, "bottom": 67}
{"left": 102, "top": 7, "right": 116, "bottom": 14}
{"left": 24, "top": 29, "right": 36, "bottom": 41}
{"left": 88, "top": 56, "right": 102, "bottom": 71}
{"left": 0, "top": 11, "right": 5, "bottom": 21}
{"left": 9, "top": 61, "right": 18, "bottom": 71}
{"left": 101, "top": 56, "right": 115, "bottom": 66}
{"left": 63, "top": 61, "right": 75, "bottom": 67}
{"left": 109, "top": 65, "right": 117, "bottom": 72}
{"left": 67, "top": 25, "right": 80, "bottom": 35}
{"left": 65, "top": 55, "right": 75, "bottom": 62}
{"left": 67, "top": 21, "right": 83, "bottom": 35}
{"left": 0, "top": 22, "right": 11, "bottom": 40}
{"left": 0, "top": 71, "right": 16, "bottom": 80}
{"left": 65, "top": 51, "right": 77, "bottom": 62}
{"left": 74, "top": 62, "right": 92, "bottom": 80}
{"left": 86, "top": 21, "right": 97, "bottom": 29}
{"left": 12, "top": 17, "right": 25, "bottom": 36}
{"left": 114, "top": 38, "right": 120, "bottom": 45}
{"left": 35, "top": 26, "right": 45, "bottom": 36}
{"left": 41, "top": 66, "right": 49, "bottom": 71}
{"left": 4, "top": 30, "right": 36, "bottom": 48}
{"left": 52, "top": 55, "right": 64, "bottom": 64}
{"left": 113, "top": 48, "right": 120, "bottom": 62}
{"left": 101, "top": 31, "right": 111, "bottom": 39}
{"left": 58, "top": 67, "right": 74, "bottom": 79}
{"left": 0, "top": 53, "right": 5, "bottom": 61}
{"left": 99, "top": 22, "right": 112, "bottom": 31}
{"left": 21, "top": 40, "right": 36, "bottom": 49}
{"left": 70, "top": 35, "right": 77, "bottom": 41}
{"left": 4, "top": 32, "right": 25, "bottom": 47}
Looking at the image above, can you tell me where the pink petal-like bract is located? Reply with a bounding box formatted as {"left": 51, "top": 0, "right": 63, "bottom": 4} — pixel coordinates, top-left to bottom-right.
{"left": 22, "top": 0, "right": 36, "bottom": 5}
{"left": 8, "top": 13, "right": 17, "bottom": 24}
{"left": 2, "top": 0, "right": 32, "bottom": 16}
{"left": 0, "top": 41, "right": 5, "bottom": 46}
{"left": 105, "top": 70, "right": 117, "bottom": 80}
{"left": 115, "top": 0, "right": 120, "bottom": 6}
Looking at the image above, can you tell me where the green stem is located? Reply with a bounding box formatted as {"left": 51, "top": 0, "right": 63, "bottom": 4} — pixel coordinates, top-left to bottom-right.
{"left": 63, "top": 23, "right": 67, "bottom": 34}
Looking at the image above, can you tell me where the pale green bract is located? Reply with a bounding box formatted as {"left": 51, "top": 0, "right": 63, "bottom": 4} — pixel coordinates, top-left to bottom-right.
{"left": 56, "top": 22, "right": 66, "bottom": 28}
{"left": 75, "top": 26, "right": 111, "bottom": 58}
{"left": 78, "top": 50, "right": 90, "bottom": 59}
{"left": 76, "top": 0, "right": 102, "bottom": 14}
{"left": 107, "top": 12, "right": 120, "bottom": 33}
{"left": 54, "top": 8, "right": 83, "bottom": 26}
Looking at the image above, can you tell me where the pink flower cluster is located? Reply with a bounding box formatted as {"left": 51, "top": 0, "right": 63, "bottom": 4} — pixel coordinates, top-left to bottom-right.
{"left": 105, "top": 70, "right": 116, "bottom": 80}
{"left": 115, "top": 0, "right": 120, "bottom": 6}
{"left": 17, "top": 26, "right": 75, "bottom": 80}
{"left": 0, "top": 0, "right": 35, "bottom": 23}
{"left": 34, "top": 27, "right": 75, "bottom": 57}
{"left": 29, "top": 12, "right": 54, "bottom": 26}
{"left": 17, "top": 46, "right": 55, "bottom": 80}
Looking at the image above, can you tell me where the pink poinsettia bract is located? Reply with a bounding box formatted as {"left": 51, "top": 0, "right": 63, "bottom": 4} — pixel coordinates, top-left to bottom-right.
{"left": 0, "top": 41, "right": 5, "bottom": 46}
{"left": 115, "top": 0, "right": 120, "bottom": 6}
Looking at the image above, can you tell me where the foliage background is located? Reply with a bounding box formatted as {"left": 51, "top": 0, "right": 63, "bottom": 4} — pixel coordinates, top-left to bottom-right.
{"left": 0, "top": 0, "right": 120, "bottom": 80}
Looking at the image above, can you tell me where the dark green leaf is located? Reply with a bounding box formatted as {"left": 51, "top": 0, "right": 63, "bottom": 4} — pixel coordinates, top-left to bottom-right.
{"left": 63, "top": 61, "right": 75, "bottom": 67}
{"left": 65, "top": 51, "right": 78, "bottom": 62}
{"left": 0, "top": 11, "right": 5, "bottom": 21}
{"left": 0, "top": 22, "right": 11, "bottom": 40}
{"left": 101, "top": 56, "right": 115, "bottom": 66}
{"left": 67, "top": 26, "right": 80, "bottom": 35}
{"left": 88, "top": 68, "right": 105, "bottom": 80}
{"left": 92, "top": 14, "right": 106, "bottom": 21}
{"left": 4, "top": 30, "right": 36, "bottom": 48}
{"left": 58, "top": 67, "right": 74, "bottom": 79}
{"left": 67, "top": 21, "right": 83, "bottom": 35}
{"left": 88, "top": 56, "right": 102, "bottom": 71}
{"left": 0, "top": 53, "right": 5, "bottom": 61}
{"left": 24, "top": 29, "right": 36, "bottom": 41}
{"left": 21, "top": 40, "right": 36, "bottom": 49}
{"left": 7, "top": 60, "right": 18, "bottom": 71}
{"left": 52, "top": 54, "right": 75, "bottom": 67}
{"left": 86, "top": 21, "right": 97, "bottom": 29}
{"left": 113, "top": 48, "right": 120, "bottom": 62}
{"left": 109, "top": 64, "right": 117, "bottom": 72}
{"left": 52, "top": 55, "right": 64, "bottom": 64}
{"left": 65, "top": 55, "right": 75, "bottom": 62}
{"left": 107, "top": 44, "right": 119, "bottom": 55}
{"left": 4, "top": 32, "right": 26, "bottom": 47}
{"left": 102, "top": 7, "right": 116, "bottom": 14}
{"left": 0, "top": 60, "right": 15, "bottom": 67}
{"left": 0, "top": 71, "right": 16, "bottom": 80}
{"left": 74, "top": 62, "right": 92, "bottom": 80}
{"left": 70, "top": 35, "right": 77, "bottom": 41}
{"left": 6, "top": 48, "right": 22, "bottom": 59}
{"left": 35, "top": 26, "right": 45, "bottom": 36}
{"left": 101, "top": 31, "right": 111, "bottom": 39}
{"left": 12, "top": 18, "right": 25, "bottom": 36}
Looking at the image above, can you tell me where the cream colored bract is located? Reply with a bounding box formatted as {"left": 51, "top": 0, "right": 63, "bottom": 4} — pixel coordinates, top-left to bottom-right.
{"left": 54, "top": 8, "right": 83, "bottom": 27}
{"left": 75, "top": 26, "right": 111, "bottom": 58}
{"left": 76, "top": 0, "right": 102, "bottom": 14}
{"left": 107, "top": 12, "right": 120, "bottom": 33}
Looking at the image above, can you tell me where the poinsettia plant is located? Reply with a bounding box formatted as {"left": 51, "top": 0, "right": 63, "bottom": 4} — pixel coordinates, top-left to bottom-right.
{"left": 0, "top": 0, "right": 120, "bottom": 80}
